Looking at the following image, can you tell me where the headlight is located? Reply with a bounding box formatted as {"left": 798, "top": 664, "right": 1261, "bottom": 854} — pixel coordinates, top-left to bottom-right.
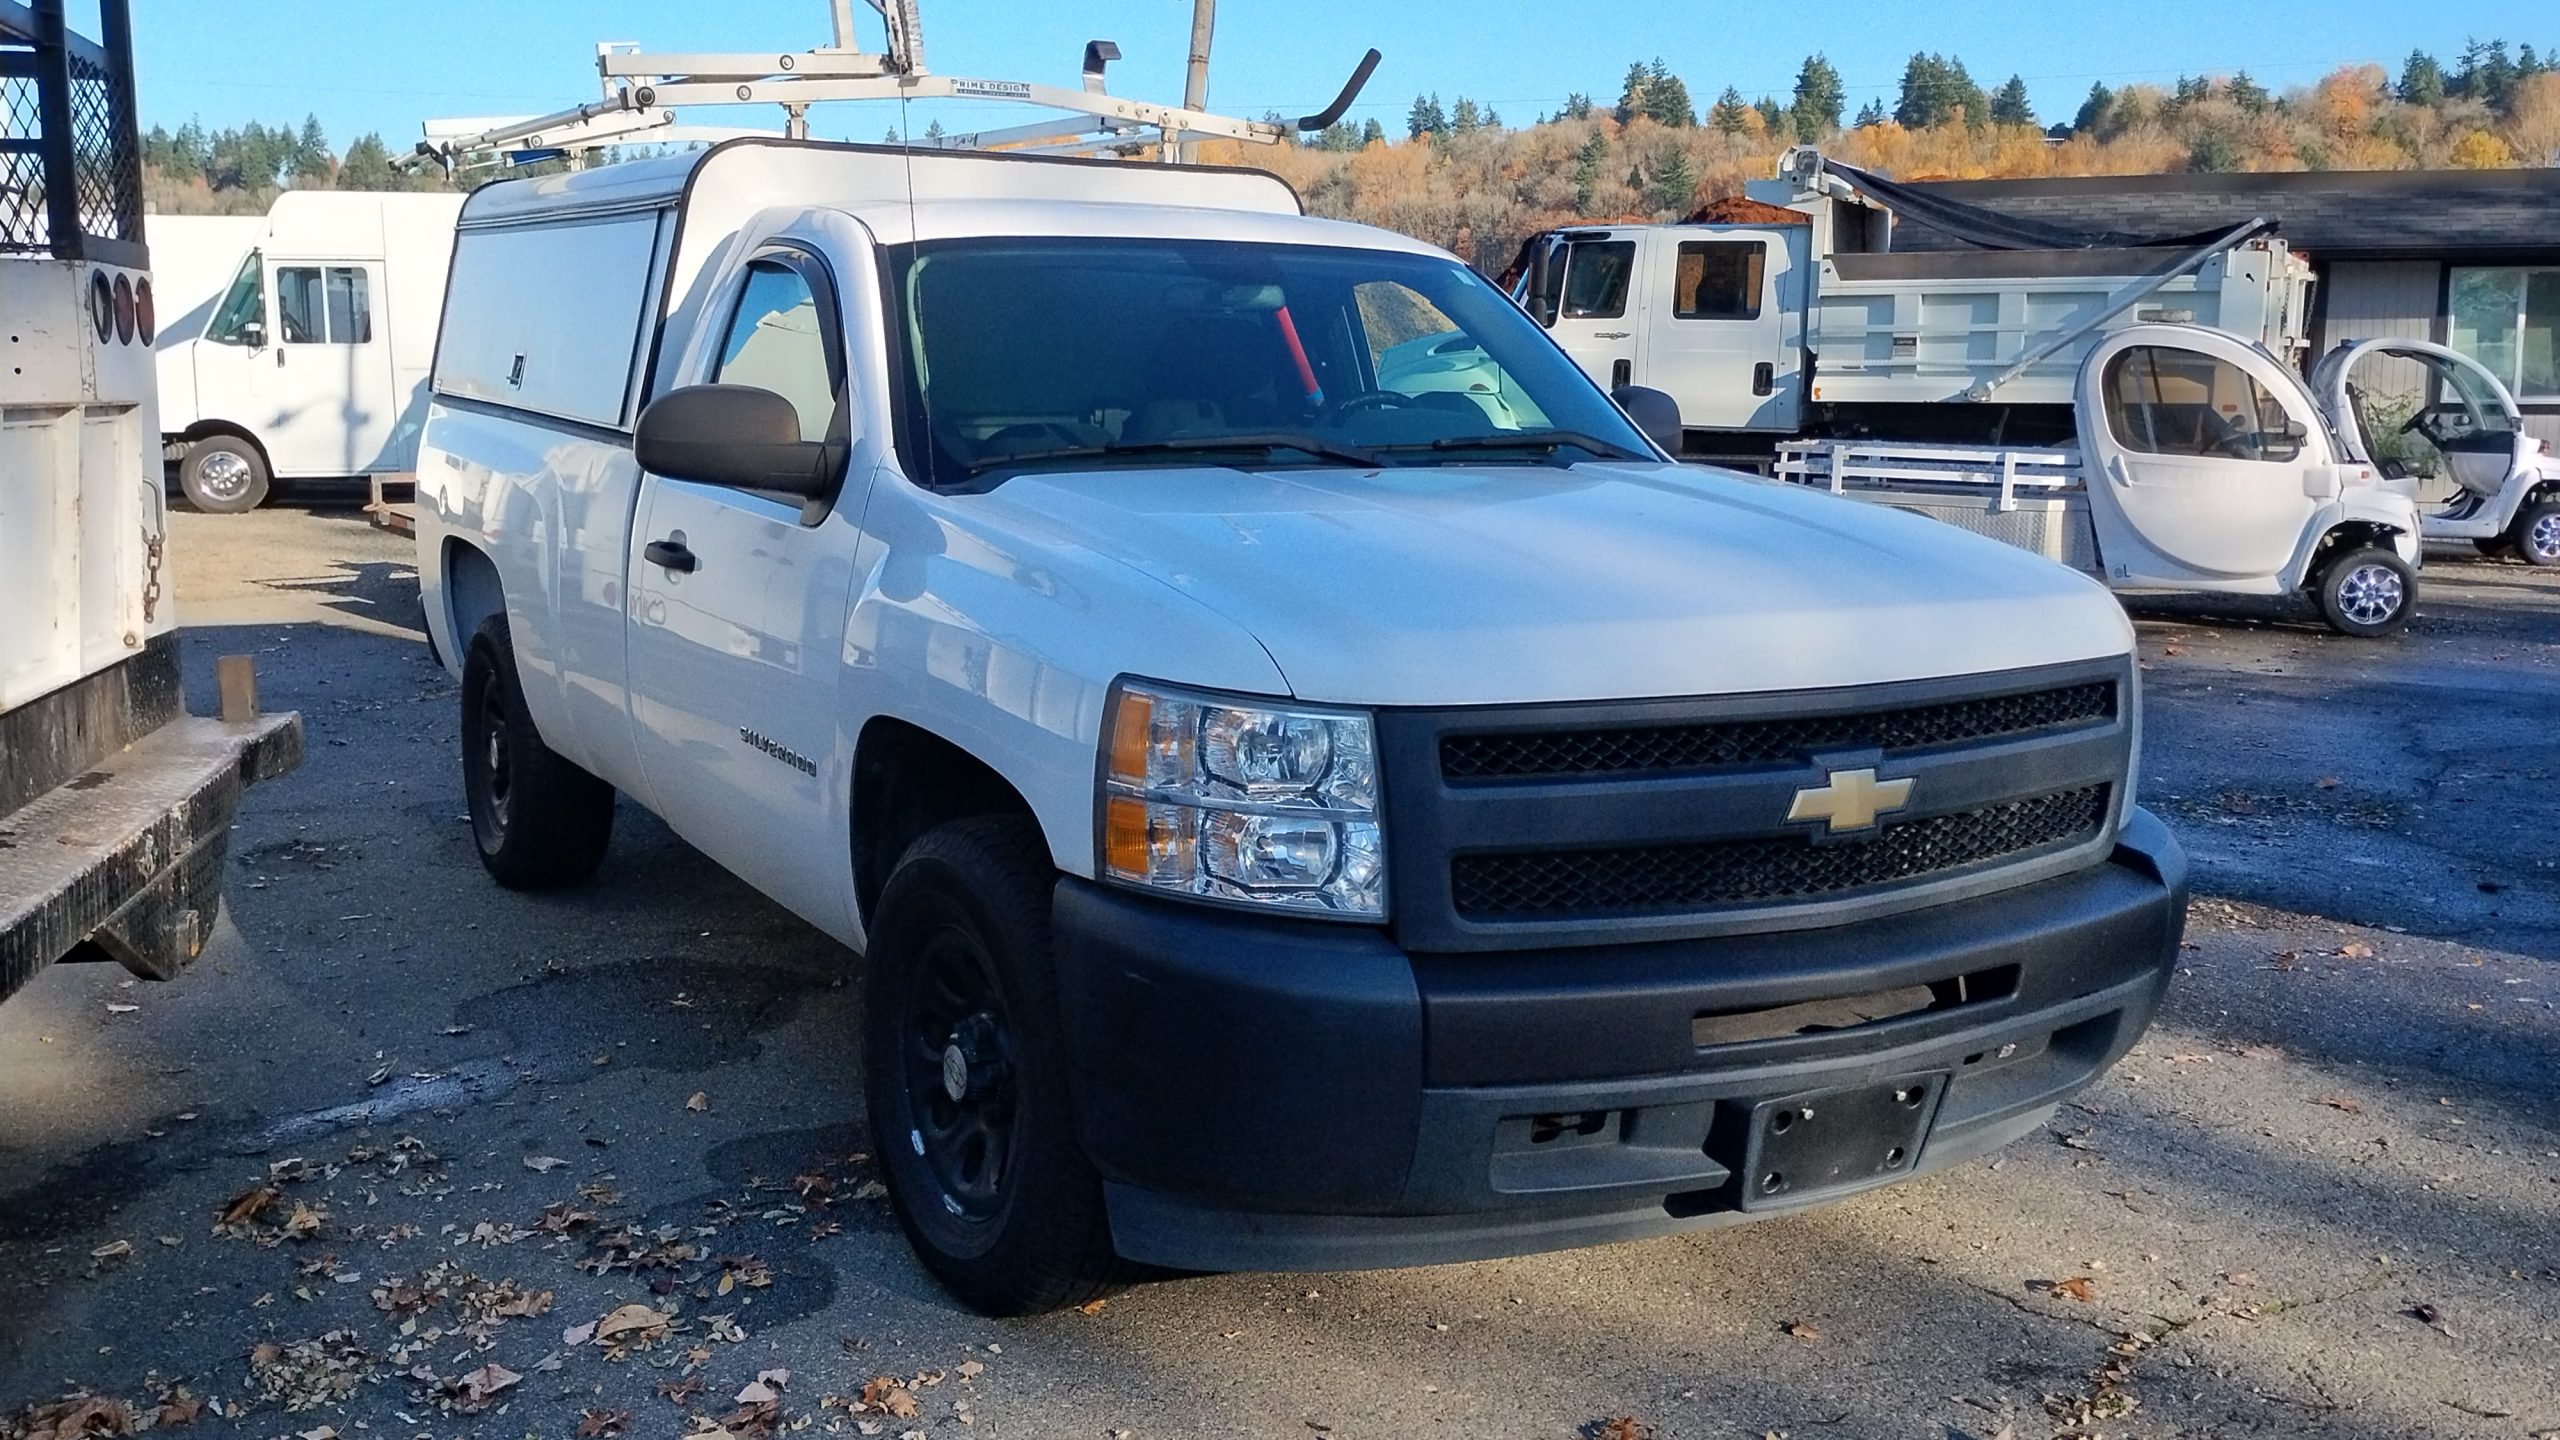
{"left": 1098, "top": 681, "right": 1385, "bottom": 919}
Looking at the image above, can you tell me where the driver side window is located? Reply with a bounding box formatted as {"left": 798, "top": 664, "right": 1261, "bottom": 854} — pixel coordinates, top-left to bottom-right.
{"left": 715, "top": 260, "right": 839, "bottom": 443}
{"left": 2103, "top": 347, "right": 2298, "bottom": 462}
{"left": 206, "top": 249, "right": 266, "bottom": 346}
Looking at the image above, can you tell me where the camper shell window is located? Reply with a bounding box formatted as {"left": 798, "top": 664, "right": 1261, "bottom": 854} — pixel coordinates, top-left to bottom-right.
{"left": 433, "top": 210, "right": 672, "bottom": 429}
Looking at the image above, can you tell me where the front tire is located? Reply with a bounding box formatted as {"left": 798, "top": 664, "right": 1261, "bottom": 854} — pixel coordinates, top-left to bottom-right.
{"left": 460, "top": 616, "right": 614, "bottom": 888}
{"left": 177, "top": 435, "right": 270, "bottom": 514}
{"left": 2509, "top": 498, "right": 2560, "bottom": 568}
{"left": 2316, "top": 546, "right": 2415, "bottom": 638}
{"left": 863, "top": 816, "right": 1122, "bottom": 1316}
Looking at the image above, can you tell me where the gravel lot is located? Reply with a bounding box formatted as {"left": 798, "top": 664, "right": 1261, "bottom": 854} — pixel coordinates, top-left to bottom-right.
{"left": 3, "top": 506, "right": 2555, "bottom": 1440}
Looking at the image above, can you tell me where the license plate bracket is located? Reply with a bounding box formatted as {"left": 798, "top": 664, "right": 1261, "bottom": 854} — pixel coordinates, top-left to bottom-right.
{"left": 1735, "top": 1073, "right": 1946, "bottom": 1210}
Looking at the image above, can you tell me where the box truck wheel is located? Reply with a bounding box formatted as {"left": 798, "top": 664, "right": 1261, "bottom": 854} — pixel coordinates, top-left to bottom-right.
{"left": 177, "top": 435, "right": 270, "bottom": 514}
{"left": 460, "top": 616, "right": 615, "bottom": 888}
{"left": 2509, "top": 498, "right": 2560, "bottom": 567}
{"left": 2316, "top": 547, "right": 2414, "bottom": 638}
{"left": 863, "top": 815, "right": 1123, "bottom": 1316}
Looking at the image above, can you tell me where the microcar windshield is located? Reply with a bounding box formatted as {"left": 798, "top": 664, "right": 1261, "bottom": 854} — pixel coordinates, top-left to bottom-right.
{"left": 884, "top": 236, "right": 1657, "bottom": 486}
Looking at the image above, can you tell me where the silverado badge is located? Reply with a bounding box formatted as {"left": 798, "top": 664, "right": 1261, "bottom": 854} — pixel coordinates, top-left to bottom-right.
{"left": 1787, "top": 767, "right": 1914, "bottom": 834}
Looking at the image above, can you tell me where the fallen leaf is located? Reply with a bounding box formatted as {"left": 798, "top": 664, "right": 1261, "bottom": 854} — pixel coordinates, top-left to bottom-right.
{"left": 685, "top": 1092, "right": 710, "bottom": 1113}
{"left": 655, "top": 1376, "right": 705, "bottom": 1406}
{"left": 90, "top": 1239, "right": 133, "bottom": 1260}
{"left": 2223, "top": 1271, "right": 2259, "bottom": 1288}
{"left": 1077, "top": 1297, "right": 1108, "bottom": 1315}
{"left": 1781, "top": 1319, "right": 1820, "bottom": 1342}
{"left": 734, "top": 1381, "right": 778, "bottom": 1405}
{"left": 218, "top": 1186, "right": 281, "bottom": 1228}
{"left": 2338, "top": 942, "right": 2374, "bottom": 959}
{"left": 105, "top": 1002, "right": 140, "bottom": 1014}
{"left": 282, "top": 1201, "right": 327, "bottom": 1240}
{"left": 456, "top": 1361, "right": 522, "bottom": 1408}
{"left": 594, "top": 1304, "right": 672, "bottom": 1342}
{"left": 2049, "top": 1275, "right": 2099, "bottom": 1302}
{"left": 2313, "top": 1095, "right": 2363, "bottom": 1115}
{"left": 576, "top": 1408, "right": 630, "bottom": 1438}
{"left": 1593, "top": 1419, "right": 1655, "bottom": 1440}
{"left": 523, "top": 1155, "right": 570, "bottom": 1173}
{"left": 561, "top": 1320, "right": 598, "bottom": 1346}
{"left": 955, "top": 1360, "right": 984, "bottom": 1379}
{"left": 858, "top": 1377, "right": 920, "bottom": 1420}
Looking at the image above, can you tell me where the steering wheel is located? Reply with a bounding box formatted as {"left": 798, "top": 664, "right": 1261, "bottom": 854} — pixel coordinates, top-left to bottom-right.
{"left": 1321, "top": 391, "right": 1417, "bottom": 424}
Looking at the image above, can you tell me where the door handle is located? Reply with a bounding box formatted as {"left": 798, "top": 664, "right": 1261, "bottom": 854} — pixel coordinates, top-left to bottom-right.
{"left": 275, "top": 348, "right": 285, "bottom": 368}
{"left": 1752, "top": 361, "right": 1774, "bottom": 397}
{"left": 1611, "top": 358, "right": 1633, "bottom": 388}
{"left": 644, "top": 538, "right": 697, "bottom": 573}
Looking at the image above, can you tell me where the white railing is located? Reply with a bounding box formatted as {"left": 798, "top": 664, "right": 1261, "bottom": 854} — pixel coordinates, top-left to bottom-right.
{"left": 1773, "top": 439, "right": 2085, "bottom": 514}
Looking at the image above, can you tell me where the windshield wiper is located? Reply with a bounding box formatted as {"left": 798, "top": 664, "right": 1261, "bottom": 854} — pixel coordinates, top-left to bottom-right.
{"left": 1369, "top": 431, "right": 1648, "bottom": 463}
{"left": 965, "top": 431, "right": 1381, "bottom": 475}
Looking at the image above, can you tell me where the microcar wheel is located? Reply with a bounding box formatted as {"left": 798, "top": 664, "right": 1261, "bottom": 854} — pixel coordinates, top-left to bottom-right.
{"left": 177, "top": 435, "right": 270, "bottom": 514}
{"left": 2316, "top": 547, "right": 2414, "bottom": 638}
{"left": 863, "top": 815, "right": 1122, "bottom": 1316}
{"left": 2471, "top": 537, "right": 2517, "bottom": 561}
{"left": 460, "top": 615, "right": 615, "bottom": 888}
{"left": 2510, "top": 499, "right": 2560, "bottom": 568}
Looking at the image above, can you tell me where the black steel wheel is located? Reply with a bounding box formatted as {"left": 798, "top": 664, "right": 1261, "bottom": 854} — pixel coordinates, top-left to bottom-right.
{"left": 863, "top": 815, "right": 1122, "bottom": 1315}
{"left": 459, "top": 615, "right": 615, "bottom": 888}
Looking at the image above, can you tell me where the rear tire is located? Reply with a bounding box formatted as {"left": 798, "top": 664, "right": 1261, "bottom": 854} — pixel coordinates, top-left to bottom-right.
{"left": 460, "top": 615, "right": 614, "bottom": 888}
{"left": 177, "top": 435, "right": 270, "bottom": 514}
{"left": 2316, "top": 546, "right": 2414, "bottom": 638}
{"left": 2472, "top": 537, "right": 2517, "bottom": 561}
{"left": 863, "top": 815, "right": 1123, "bottom": 1316}
{"left": 2509, "top": 498, "right": 2560, "bottom": 567}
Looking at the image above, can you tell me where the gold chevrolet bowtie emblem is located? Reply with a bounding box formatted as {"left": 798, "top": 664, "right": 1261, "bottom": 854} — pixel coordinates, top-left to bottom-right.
{"left": 1787, "top": 767, "right": 1915, "bottom": 833}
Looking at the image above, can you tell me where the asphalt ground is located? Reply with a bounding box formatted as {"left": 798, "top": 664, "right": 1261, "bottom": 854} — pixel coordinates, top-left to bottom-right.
{"left": 3, "top": 506, "right": 2555, "bottom": 1440}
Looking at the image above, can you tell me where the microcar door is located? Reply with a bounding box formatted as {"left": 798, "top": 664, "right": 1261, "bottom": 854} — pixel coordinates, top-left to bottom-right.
{"left": 2076, "top": 329, "right": 2330, "bottom": 583}
{"left": 625, "top": 235, "right": 874, "bottom": 937}
{"left": 1636, "top": 227, "right": 1805, "bottom": 432}
{"left": 2316, "top": 339, "right": 2525, "bottom": 496}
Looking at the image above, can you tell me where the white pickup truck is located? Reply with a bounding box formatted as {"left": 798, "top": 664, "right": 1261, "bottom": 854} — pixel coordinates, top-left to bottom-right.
{"left": 416, "top": 139, "right": 2188, "bottom": 1314}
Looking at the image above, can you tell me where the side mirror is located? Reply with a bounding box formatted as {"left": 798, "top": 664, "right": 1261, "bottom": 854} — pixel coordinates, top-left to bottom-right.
{"left": 635, "top": 385, "right": 836, "bottom": 499}
{"left": 2263, "top": 418, "right": 2308, "bottom": 464}
{"left": 240, "top": 319, "right": 265, "bottom": 348}
{"left": 1613, "top": 384, "right": 1683, "bottom": 455}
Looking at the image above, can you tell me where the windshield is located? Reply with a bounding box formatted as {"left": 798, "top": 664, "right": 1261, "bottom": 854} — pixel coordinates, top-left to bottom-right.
{"left": 885, "top": 237, "right": 1655, "bottom": 486}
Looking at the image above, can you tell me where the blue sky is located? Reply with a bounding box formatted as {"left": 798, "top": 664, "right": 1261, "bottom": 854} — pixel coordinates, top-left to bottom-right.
{"left": 127, "top": 1, "right": 2535, "bottom": 150}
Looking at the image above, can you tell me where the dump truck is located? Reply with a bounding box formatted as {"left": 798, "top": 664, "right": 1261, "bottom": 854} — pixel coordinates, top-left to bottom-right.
{"left": 1510, "top": 147, "right": 2317, "bottom": 461}
{"left": 0, "top": 0, "right": 300, "bottom": 1005}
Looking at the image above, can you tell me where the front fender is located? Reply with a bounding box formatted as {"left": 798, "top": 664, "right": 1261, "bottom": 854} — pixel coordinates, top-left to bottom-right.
{"left": 2285, "top": 490, "right": 2424, "bottom": 589}
{"left": 840, "top": 477, "right": 1288, "bottom": 885}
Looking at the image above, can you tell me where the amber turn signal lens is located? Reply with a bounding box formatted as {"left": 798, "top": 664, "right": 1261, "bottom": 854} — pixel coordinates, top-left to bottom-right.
{"left": 1102, "top": 794, "right": 1150, "bottom": 879}
{"left": 1106, "top": 689, "right": 1152, "bottom": 786}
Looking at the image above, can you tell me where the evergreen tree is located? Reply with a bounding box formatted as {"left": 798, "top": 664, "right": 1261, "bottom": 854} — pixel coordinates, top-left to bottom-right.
{"left": 2188, "top": 129, "right": 2242, "bottom": 172}
{"left": 1572, "top": 129, "right": 1610, "bottom": 211}
{"left": 1990, "top": 74, "right": 2033, "bottom": 126}
{"left": 1483, "top": 107, "right": 1501, "bottom": 129}
{"left": 2072, "top": 81, "right": 2116, "bottom": 136}
{"left": 1643, "top": 58, "right": 1696, "bottom": 127}
{"left": 1755, "top": 96, "right": 1788, "bottom": 133}
{"left": 1406, "top": 92, "right": 1447, "bottom": 138}
{"left": 1450, "top": 97, "right": 1483, "bottom": 134}
{"left": 1708, "top": 86, "right": 1750, "bottom": 136}
{"left": 2399, "top": 50, "right": 2447, "bottom": 105}
{"left": 1791, "top": 53, "right": 1845, "bottom": 139}
{"left": 923, "top": 119, "right": 945, "bottom": 141}
{"left": 2454, "top": 39, "right": 2517, "bottom": 108}
{"left": 1359, "top": 117, "right": 1386, "bottom": 146}
{"left": 292, "top": 114, "right": 333, "bottom": 185}
{"left": 2227, "top": 71, "right": 2273, "bottom": 112}
{"left": 1653, "top": 147, "right": 1695, "bottom": 211}
{"left": 335, "top": 133, "right": 400, "bottom": 190}
{"left": 1615, "top": 61, "right": 1651, "bottom": 125}
{"left": 2169, "top": 75, "right": 2211, "bottom": 110}
{"left": 1561, "top": 92, "right": 1594, "bottom": 121}
{"left": 1894, "top": 53, "right": 1987, "bottom": 128}
{"left": 1853, "top": 97, "right": 1887, "bottom": 127}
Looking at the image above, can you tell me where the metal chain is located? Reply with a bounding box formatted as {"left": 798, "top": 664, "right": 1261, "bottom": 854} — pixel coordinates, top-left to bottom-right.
{"left": 140, "top": 526, "right": 164, "bottom": 623}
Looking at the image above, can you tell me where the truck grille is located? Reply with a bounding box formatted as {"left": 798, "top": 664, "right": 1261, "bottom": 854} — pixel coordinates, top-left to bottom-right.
{"left": 1449, "top": 785, "right": 2111, "bottom": 920}
{"left": 1440, "top": 681, "right": 2115, "bottom": 780}
{"left": 1375, "top": 661, "right": 2135, "bottom": 952}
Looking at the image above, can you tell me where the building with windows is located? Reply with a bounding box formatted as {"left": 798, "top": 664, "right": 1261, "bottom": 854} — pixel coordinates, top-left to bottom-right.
{"left": 1900, "top": 168, "right": 2560, "bottom": 446}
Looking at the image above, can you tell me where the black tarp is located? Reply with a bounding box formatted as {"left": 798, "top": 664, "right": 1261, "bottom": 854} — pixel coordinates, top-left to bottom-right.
{"left": 1821, "top": 158, "right": 2255, "bottom": 250}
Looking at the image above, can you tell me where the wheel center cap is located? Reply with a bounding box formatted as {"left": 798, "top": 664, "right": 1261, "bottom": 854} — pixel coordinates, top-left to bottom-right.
{"left": 940, "top": 1043, "right": 970, "bottom": 1102}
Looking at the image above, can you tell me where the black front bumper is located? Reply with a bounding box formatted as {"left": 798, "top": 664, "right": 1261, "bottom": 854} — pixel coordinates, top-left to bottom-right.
{"left": 1050, "top": 808, "right": 2186, "bottom": 1273}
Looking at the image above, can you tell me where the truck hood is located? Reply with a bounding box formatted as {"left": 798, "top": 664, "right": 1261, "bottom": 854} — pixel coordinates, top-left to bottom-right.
{"left": 967, "top": 461, "right": 2132, "bottom": 707}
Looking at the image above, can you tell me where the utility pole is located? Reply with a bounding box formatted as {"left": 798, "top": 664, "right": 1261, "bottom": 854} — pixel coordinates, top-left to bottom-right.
{"left": 1181, "top": 0, "right": 1215, "bottom": 161}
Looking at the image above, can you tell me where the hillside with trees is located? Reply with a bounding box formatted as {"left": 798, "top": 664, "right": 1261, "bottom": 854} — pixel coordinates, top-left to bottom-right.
{"left": 140, "top": 118, "right": 451, "bottom": 214}
{"left": 1217, "top": 38, "right": 2560, "bottom": 270}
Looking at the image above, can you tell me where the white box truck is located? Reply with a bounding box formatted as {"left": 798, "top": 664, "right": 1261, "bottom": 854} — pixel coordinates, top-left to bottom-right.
{"left": 156, "top": 190, "right": 464, "bottom": 512}
{"left": 417, "top": 138, "right": 2187, "bottom": 1315}
{"left": 2, "top": 0, "right": 299, "bottom": 1004}
{"left": 1511, "top": 148, "right": 2316, "bottom": 460}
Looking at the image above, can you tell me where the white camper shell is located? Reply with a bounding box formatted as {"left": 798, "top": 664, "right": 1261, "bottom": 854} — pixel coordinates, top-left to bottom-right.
{"left": 1777, "top": 324, "right": 2425, "bottom": 637}
{"left": 157, "top": 190, "right": 465, "bottom": 512}
{"left": 2309, "top": 337, "right": 2560, "bottom": 566}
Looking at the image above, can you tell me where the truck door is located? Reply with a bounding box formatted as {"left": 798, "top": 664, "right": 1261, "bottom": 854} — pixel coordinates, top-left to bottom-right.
{"left": 2076, "top": 329, "right": 2332, "bottom": 583}
{"left": 625, "top": 240, "right": 872, "bottom": 936}
{"left": 1535, "top": 233, "right": 1643, "bottom": 393}
{"left": 267, "top": 260, "right": 397, "bottom": 475}
{"left": 1636, "top": 226, "right": 1805, "bottom": 433}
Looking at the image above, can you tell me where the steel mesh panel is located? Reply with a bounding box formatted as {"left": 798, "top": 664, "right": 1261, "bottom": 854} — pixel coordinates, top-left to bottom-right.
{"left": 1, "top": 74, "right": 41, "bottom": 251}
{"left": 1441, "top": 681, "right": 2116, "bottom": 781}
{"left": 66, "top": 56, "right": 135, "bottom": 244}
{"left": 1449, "top": 785, "right": 2110, "bottom": 919}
